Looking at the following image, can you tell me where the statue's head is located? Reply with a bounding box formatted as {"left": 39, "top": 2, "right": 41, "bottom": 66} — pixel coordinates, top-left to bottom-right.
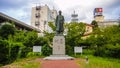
{"left": 59, "top": 10, "right": 62, "bottom": 15}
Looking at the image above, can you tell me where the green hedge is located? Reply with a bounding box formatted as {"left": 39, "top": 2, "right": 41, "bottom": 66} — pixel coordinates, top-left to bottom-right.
{"left": 0, "top": 40, "right": 9, "bottom": 64}
{"left": 66, "top": 45, "right": 74, "bottom": 55}
{"left": 42, "top": 44, "right": 52, "bottom": 56}
{"left": 94, "top": 44, "right": 120, "bottom": 58}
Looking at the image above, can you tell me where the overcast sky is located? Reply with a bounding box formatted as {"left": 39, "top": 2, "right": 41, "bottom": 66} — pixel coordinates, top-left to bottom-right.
{"left": 0, "top": 0, "right": 120, "bottom": 24}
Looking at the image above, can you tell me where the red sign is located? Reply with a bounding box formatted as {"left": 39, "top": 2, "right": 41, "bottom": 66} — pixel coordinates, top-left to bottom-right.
{"left": 95, "top": 8, "right": 103, "bottom": 12}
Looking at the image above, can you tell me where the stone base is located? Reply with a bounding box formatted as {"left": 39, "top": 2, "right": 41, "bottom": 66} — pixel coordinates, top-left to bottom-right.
{"left": 43, "top": 55, "right": 74, "bottom": 60}
{"left": 53, "top": 36, "right": 65, "bottom": 55}
{"left": 44, "top": 35, "right": 74, "bottom": 60}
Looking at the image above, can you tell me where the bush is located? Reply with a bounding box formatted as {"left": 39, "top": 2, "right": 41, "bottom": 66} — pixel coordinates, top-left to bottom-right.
{"left": 42, "top": 44, "right": 52, "bottom": 56}
{"left": 0, "top": 37, "right": 25, "bottom": 65}
{"left": 20, "top": 47, "right": 32, "bottom": 58}
{"left": 35, "top": 37, "right": 49, "bottom": 46}
{"left": 94, "top": 47, "right": 106, "bottom": 57}
{"left": 94, "top": 44, "right": 120, "bottom": 58}
{"left": 83, "top": 49, "right": 95, "bottom": 55}
{"left": 0, "top": 24, "right": 15, "bottom": 39}
{"left": 10, "top": 43, "right": 24, "bottom": 59}
{"left": 66, "top": 45, "right": 74, "bottom": 55}
{"left": 0, "top": 39, "right": 9, "bottom": 64}
{"left": 26, "top": 52, "right": 42, "bottom": 57}
{"left": 10, "top": 46, "right": 19, "bottom": 61}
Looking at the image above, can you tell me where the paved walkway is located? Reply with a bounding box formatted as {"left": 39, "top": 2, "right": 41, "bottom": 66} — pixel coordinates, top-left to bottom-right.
{"left": 37, "top": 59, "right": 79, "bottom": 68}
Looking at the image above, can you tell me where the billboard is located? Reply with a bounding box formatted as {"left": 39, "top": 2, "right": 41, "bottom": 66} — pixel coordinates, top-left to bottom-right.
{"left": 95, "top": 8, "right": 103, "bottom": 12}
{"left": 94, "top": 8, "right": 103, "bottom": 16}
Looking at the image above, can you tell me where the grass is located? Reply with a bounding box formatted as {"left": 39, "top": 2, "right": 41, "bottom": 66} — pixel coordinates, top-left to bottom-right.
{"left": 76, "top": 55, "right": 120, "bottom": 68}
{"left": 1, "top": 56, "right": 41, "bottom": 68}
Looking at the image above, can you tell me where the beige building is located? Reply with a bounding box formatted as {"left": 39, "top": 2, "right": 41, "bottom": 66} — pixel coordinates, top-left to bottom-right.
{"left": 94, "top": 15, "right": 104, "bottom": 22}
{"left": 98, "top": 19, "right": 119, "bottom": 28}
{"left": 94, "top": 15, "right": 119, "bottom": 28}
{"left": 82, "top": 24, "right": 93, "bottom": 39}
{"left": 95, "top": 15, "right": 119, "bottom": 28}
{"left": 94, "top": 8, "right": 119, "bottom": 28}
{"left": 31, "top": 5, "right": 57, "bottom": 34}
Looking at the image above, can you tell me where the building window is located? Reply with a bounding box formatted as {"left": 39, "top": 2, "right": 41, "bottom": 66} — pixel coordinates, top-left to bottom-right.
{"left": 36, "top": 6, "right": 41, "bottom": 10}
{"left": 44, "top": 21, "right": 46, "bottom": 25}
{"left": 52, "top": 12, "right": 54, "bottom": 14}
{"left": 86, "top": 29, "right": 89, "bottom": 32}
{"left": 35, "top": 13, "right": 40, "bottom": 18}
{"left": 41, "top": 11, "right": 43, "bottom": 13}
{"left": 35, "top": 21, "right": 40, "bottom": 26}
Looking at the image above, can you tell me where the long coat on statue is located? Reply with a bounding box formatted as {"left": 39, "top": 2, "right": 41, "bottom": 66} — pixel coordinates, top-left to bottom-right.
{"left": 55, "top": 15, "right": 64, "bottom": 33}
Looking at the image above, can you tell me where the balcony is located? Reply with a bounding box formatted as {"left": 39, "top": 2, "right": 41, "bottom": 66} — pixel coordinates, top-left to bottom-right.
{"left": 35, "top": 21, "right": 40, "bottom": 26}
{"left": 36, "top": 6, "right": 41, "bottom": 10}
{"left": 35, "top": 13, "right": 40, "bottom": 18}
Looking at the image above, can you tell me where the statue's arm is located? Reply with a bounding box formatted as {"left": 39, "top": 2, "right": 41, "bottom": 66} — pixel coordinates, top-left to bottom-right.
{"left": 63, "top": 16, "right": 65, "bottom": 23}
{"left": 55, "top": 16, "right": 58, "bottom": 26}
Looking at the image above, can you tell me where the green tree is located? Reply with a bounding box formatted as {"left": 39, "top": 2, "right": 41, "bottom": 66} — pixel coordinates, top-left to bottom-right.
{"left": 91, "top": 20, "right": 98, "bottom": 30}
{"left": 93, "top": 25, "right": 120, "bottom": 58}
{"left": 48, "top": 21, "right": 56, "bottom": 31}
{"left": 7, "top": 35, "right": 24, "bottom": 63}
{"left": 0, "top": 38, "right": 9, "bottom": 64}
{"left": 42, "top": 44, "right": 52, "bottom": 56}
{"left": 35, "top": 37, "right": 49, "bottom": 46}
{"left": 0, "top": 24, "right": 15, "bottom": 39}
{"left": 65, "top": 22, "right": 86, "bottom": 46}
{"left": 23, "top": 31, "right": 38, "bottom": 47}
{"left": 102, "top": 25, "right": 120, "bottom": 45}
{"left": 44, "top": 22, "right": 55, "bottom": 43}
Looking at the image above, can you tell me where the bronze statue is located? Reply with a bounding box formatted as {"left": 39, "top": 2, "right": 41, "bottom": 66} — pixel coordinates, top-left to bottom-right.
{"left": 55, "top": 11, "right": 64, "bottom": 35}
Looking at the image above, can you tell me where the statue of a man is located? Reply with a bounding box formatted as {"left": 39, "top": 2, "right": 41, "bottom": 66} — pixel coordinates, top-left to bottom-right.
{"left": 55, "top": 11, "right": 64, "bottom": 35}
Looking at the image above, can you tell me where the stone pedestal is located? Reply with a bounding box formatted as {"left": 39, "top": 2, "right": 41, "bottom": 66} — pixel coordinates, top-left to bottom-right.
{"left": 53, "top": 36, "right": 65, "bottom": 55}
{"left": 44, "top": 35, "right": 74, "bottom": 60}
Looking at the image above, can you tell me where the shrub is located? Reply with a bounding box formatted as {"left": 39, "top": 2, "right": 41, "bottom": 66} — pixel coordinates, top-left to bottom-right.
{"left": 0, "top": 39, "right": 9, "bottom": 64}
{"left": 20, "top": 47, "right": 32, "bottom": 58}
{"left": 35, "top": 37, "right": 49, "bottom": 46}
{"left": 94, "top": 47, "right": 106, "bottom": 57}
{"left": 66, "top": 45, "right": 74, "bottom": 55}
{"left": 83, "top": 49, "right": 95, "bottom": 55}
{"left": 94, "top": 44, "right": 120, "bottom": 58}
{"left": 42, "top": 44, "right": 52, "bottom": 56}
{"left": 26, "top": 52, "right": 42, "bottom": 57}
{"left": 0, "top": 24, "right": 15, "bottom": 39}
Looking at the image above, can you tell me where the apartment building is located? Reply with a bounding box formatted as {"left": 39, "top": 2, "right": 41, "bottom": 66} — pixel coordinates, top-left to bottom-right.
{"left": 31, "top": 4, "right": 57, "bottom": 34}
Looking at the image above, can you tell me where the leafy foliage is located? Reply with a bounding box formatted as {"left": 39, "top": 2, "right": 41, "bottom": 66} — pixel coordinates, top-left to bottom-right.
{"left": 35, "top": 37, "right": 49, "bottom": 46}
{"left": 65, "top": 45, "right": 74, "bottom": 55}
{"left": 0, "top": 24, "right": 39, "bottom": 65}
{"left": 0, "top": 24, "right": 15, "bottom": 39}
{"left": 23, "top": 31, "right": 38, "bottom": 47}
{"left": 26, "top": 52, "right": 42, "bottom": 57}
{"left": 91, "top": 20, "right": 98, "bottom": 30}
{"left": 42, "top": 44, "right": 52, "bottom": 56}
{"left": 0, "top": 39, "right": 9, "bottom": 64}
{"left": 65, "top": 22, "right": 86, "bottom": 46}
{"left": 48, "top": 21, "right": 56, "bottom": 31}
{"left": 84, "top": 25, "right": 120, "bottom": 58}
